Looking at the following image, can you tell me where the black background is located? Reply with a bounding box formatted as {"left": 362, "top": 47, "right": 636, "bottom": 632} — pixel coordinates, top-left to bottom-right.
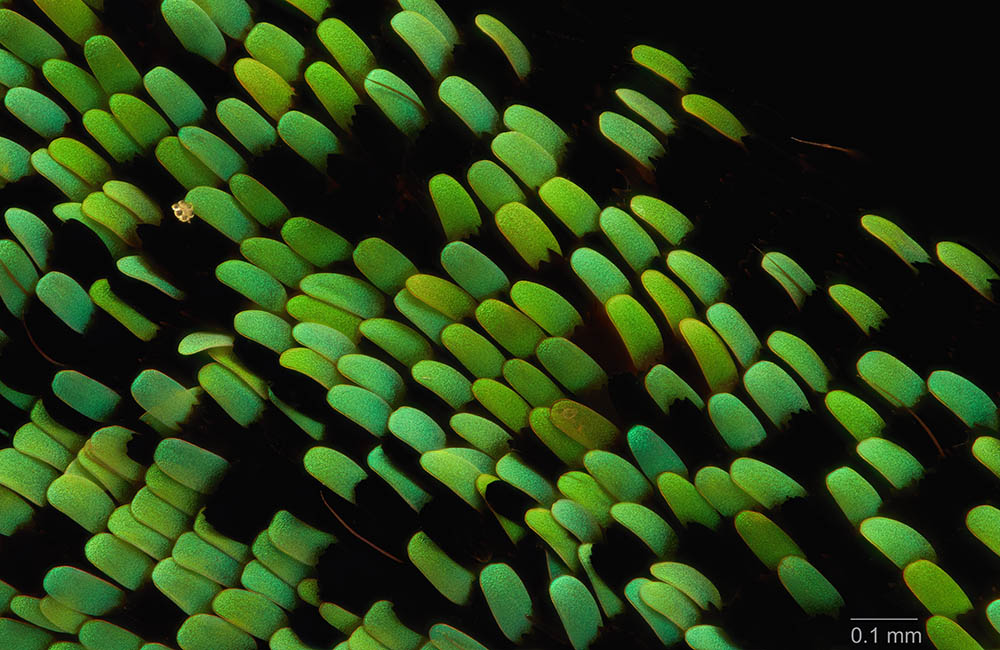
{"left": 609, "top": 2, "right": 994, "bottom": 248}
{"left": 2, "top": 2, "right": 997, "bottom": 650}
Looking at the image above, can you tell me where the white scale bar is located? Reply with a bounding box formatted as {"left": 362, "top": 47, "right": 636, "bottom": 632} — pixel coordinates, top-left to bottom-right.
{"left": 849, "top": 618, "right": 919, "bottom": 621}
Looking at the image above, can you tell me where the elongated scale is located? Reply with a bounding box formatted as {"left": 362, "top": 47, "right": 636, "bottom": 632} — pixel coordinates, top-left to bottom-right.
{"left": 0, "top": 4, "right": 995, "bottom": 650}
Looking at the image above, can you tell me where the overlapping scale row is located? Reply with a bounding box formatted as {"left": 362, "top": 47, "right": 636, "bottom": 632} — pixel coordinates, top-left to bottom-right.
{"left": 2, "top": 1, "right": 998, "bottom": 650}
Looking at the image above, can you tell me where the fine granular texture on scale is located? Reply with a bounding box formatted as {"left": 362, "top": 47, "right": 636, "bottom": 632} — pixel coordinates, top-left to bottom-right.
{"left": 1, "top": 1, "right": 999, "bottom": 649}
